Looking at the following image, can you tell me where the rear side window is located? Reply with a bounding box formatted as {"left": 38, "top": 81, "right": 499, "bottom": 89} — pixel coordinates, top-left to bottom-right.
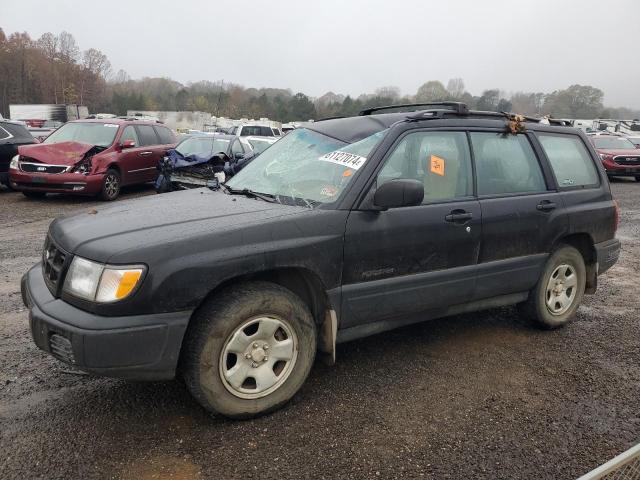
{"left": 0, "top": 126, "right": 10, "bottom": 140}
{"left": 3, "top": 122, "right": 32, "bottom": 139}
{"left": 537, "top": 134, "right": 599, "bottom": 188}
{"left": 470, "top": 133, "right": 546, "bottom": 196}
{"left": 154, "top": 126, "right": 175, "bottom": 144}
{"left": 136, "top": 125, "right": 159, "bottom": 146}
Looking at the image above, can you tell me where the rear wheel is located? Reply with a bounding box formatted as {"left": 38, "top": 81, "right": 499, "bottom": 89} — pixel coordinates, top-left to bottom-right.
{"left": 182, "top": 281, "right": 316, "bottom": 419}
{"left": 100, "top": 169, "right": 121, "bottom": 201}
{"left": 22, "top": 191, "right": 46, "bottom": 198}
{"left": 518, "top": 245, "right": 586, "bottom": 329}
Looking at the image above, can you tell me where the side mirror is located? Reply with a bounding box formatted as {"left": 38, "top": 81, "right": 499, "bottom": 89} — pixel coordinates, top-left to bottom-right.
{"left": 373, "top": 179, "right": 424, "bottom": 210}
{"left": 234, "top": 152, "right": 245, "bottom": 160}
{"left": 121, "top": 139, "right": 136, "bottom": 149}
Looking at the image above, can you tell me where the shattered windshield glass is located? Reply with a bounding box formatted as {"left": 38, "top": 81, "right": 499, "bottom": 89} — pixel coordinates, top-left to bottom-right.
{"left": 43, "top": 122, "right": 119, "bottom": 147}
{"left": 226, "top": 128, "right": 387, "bottom": 204}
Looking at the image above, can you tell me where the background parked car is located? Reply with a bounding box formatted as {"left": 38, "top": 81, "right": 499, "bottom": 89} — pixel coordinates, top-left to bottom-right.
{"left": 156, "top": 134, "right": 254, "bottom": 192}
{"left": 0, "top": 119, "right": 37, "bottom": 189}
{"left": 9, "top": 119, "right": 177, "bottom": 200}
{"left": 588, "top": 134, "right": 640, "bottom": 181}
{"left": 228, "top": 124, "right": 281, "bottom": 137}
{"left": 245, "top": 135, "right": 277, "bottom": 156}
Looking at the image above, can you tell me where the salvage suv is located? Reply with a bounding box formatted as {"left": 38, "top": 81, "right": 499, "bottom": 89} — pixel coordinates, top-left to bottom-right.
{"left": 21, "top": 103, "right": 621, "bottom": 418}
{"left": 10, "top": 119, "right": 176, "bottom": 200}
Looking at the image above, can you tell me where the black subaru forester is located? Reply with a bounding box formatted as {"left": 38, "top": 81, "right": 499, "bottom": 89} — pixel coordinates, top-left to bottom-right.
{"left": 22, "top": 103, "right": 621, "bottom": 418}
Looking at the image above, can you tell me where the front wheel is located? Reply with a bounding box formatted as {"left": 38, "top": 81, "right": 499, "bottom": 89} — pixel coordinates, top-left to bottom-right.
{"left": 182, "top": 281, "right": 317, "bottom": 419}
{"left": 100, "top": 169, "right": 121, "bottom": 201}
{"left": 518, "top": 245, "right": 586, "bottom": 329}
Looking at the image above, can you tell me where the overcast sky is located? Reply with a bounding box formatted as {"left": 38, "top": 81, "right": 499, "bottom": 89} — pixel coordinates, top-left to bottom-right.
{"left": 1, "top": 0, "right": 639, "bottom": 108}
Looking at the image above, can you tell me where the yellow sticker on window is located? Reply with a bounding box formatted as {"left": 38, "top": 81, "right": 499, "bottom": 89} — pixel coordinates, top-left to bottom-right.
{"left": 430, "top": 155, "right": 445, "bottom": 176}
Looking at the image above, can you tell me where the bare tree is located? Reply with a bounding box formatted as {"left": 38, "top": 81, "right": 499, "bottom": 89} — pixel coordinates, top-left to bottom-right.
{"left": 446, "top": 78, "right": 465, "bottom": 99}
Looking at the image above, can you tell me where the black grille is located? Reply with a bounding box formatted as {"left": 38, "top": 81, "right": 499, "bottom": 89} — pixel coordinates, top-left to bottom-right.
{"left": 16, "top": 182, "right": 76, "bottom": 190}
{"left": 20, "top": 162, "right": 68, "bottom": 174}
{"left": 49, "top": 334, "right": 75, "bottom": 364}
{"left": 42, "top": 236, "right": 69, "bottom": 296}
{"left": 614, "top": 156, "right": 640, "bottom": 166}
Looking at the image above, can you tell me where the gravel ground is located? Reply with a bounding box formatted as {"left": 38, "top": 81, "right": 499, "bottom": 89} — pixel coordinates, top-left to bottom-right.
{"left": 0, "top": 181, "right": 638, "bottom": 480}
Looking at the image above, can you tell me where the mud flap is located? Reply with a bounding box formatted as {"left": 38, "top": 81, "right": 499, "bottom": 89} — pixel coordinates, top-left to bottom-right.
{"left": 318, "top": 309, "right": 337, "bottom": 366}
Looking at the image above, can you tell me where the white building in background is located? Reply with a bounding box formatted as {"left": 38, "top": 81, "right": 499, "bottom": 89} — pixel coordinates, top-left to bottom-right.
{"left": 127, "top": 111, "right": 283, "bottom": 133}
{"left": 126, "top": 110, "right": 211, "bottom": 131}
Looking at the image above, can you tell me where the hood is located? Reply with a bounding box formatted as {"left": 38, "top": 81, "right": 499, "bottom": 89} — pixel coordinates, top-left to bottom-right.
{"left": 50, "top": 188, "right": 306, "bottom": 262}
{"left": 18, "top": 141, "right": 98, "bottom": 165}
{"left": 596, "top": 148, "right": 640, "bottom": 156}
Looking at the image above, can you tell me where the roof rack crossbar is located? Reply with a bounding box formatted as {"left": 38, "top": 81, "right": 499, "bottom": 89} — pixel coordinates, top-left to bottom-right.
{"left": 359, "top": 102, "right": 469, "bottom": 116}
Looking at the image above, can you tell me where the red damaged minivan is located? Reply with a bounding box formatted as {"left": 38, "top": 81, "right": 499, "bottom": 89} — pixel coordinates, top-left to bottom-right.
{"left": 9, "top": 119, "right": 176, "bottom": 200}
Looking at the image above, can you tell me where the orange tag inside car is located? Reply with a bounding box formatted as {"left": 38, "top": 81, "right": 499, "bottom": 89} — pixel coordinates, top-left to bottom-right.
{"left": 430, "top": 155, "right": 445, "bottom": 176}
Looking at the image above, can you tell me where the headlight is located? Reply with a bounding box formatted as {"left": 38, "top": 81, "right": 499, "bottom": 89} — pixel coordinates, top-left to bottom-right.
{"left": 10, "top": 155, "right": 19, "bottom": 170}
{"left": 63, "top": 256, "right": 145, "bottom": 303}
{"left": 599, "top": 153, "right": 608, "bottom": 160}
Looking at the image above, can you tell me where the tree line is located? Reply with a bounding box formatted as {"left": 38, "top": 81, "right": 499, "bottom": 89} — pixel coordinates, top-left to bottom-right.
{"left": 1, "top": 28, "right": 638, "bottom": 123}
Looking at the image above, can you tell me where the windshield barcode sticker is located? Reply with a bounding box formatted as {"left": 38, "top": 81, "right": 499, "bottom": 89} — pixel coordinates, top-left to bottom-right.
{"left": 319, "top": 151, "right": 367, "bottom": 170}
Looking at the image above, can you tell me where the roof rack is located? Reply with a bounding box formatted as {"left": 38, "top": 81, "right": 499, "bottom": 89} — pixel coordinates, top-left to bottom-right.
{"left": 359, "top": 102, "right": 469, "bottom": 116}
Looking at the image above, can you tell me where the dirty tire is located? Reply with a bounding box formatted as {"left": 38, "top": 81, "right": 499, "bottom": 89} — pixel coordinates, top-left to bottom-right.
{"left": 100, "top": 169, "right": 121, "bottom": 201}
{"left": 182, "top": 281, "right": 316, "bottom": 419}
{"left": 22, "top": 191, "right": 46, "bottom": 198}
{"left": 518, "top": 245, "right": 586, "bottom": 329}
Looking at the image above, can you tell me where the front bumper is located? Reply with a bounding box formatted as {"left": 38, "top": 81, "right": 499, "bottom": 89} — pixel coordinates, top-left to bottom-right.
{"left": 602, "top": 160, "right": 640, "bottom": 175}
{"left": 595, "top": 238, "right": 621, "bottom": 275}
{"left": 9, "top": 169, "right": 105, "bottom": 194}
{"left": 21, "top": 265, "right": 192, "bottom": 380}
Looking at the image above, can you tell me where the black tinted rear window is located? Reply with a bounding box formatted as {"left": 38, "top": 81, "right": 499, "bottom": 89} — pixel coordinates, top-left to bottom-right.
{"left": 2, "top": 122, "right": 33, "bottom": 139}
{"left": 154, "top": 126, "right": 175, "bottom": 144}
{"left": 136, "top": 125, "right": 159, "bottom": 146}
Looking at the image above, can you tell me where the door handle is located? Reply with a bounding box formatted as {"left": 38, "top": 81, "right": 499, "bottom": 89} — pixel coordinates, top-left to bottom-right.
{"left": 139, "top": 151, "right": 153, "bottom": 156}
{"left": 445, "top": 210, "right": 473, "bottom": 223}
{"left": 537, "top": 201, "right": 557, "bottom": 212}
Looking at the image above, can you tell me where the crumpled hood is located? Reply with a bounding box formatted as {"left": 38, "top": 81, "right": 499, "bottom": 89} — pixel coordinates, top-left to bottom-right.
{"left": 18, "top": 141, "right": 97, "bottom": 165}
{"left": 50, "top": 188, "right": 306, "bottom": 262}
{"left": 598, "top": 148, "right": 640, "bottom": 157}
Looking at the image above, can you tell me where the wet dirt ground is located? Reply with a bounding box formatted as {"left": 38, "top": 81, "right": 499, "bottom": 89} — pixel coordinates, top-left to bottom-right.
{"left": 0, "top": 181, "right": 638, "bottom": 480}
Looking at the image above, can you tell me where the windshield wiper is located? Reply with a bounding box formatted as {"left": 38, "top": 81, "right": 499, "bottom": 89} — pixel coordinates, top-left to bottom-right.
{"left": 220, "top": 184, "right": 280, "bottom": 204}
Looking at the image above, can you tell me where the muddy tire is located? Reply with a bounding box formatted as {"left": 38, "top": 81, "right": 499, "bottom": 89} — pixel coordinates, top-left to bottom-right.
{"left": 100, "top": 169, "right": 121, "bottom": 201}
{"left": 182, "top": 281, "right": 316, "bottom": 419}
{"left": 518, "top": 245, "right": 586, "bottom": 329}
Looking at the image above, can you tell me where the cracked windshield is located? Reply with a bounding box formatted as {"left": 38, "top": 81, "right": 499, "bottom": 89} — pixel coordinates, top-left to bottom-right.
{"left": 226, "top": 128, "right": 387, "bottom": 204}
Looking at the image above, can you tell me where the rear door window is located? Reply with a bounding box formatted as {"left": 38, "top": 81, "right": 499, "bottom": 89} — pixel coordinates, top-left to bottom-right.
{"left": 136, "top": 125, "right": 159, "bottom": 146}
{"left": 0, "top": 126, "right": 10, "bottom": 140}
{"left": 537, "top": 134, "right": 600, "bottom": 188}
{"left": 470, "top": 133, "right": 546, "bottom": 196}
